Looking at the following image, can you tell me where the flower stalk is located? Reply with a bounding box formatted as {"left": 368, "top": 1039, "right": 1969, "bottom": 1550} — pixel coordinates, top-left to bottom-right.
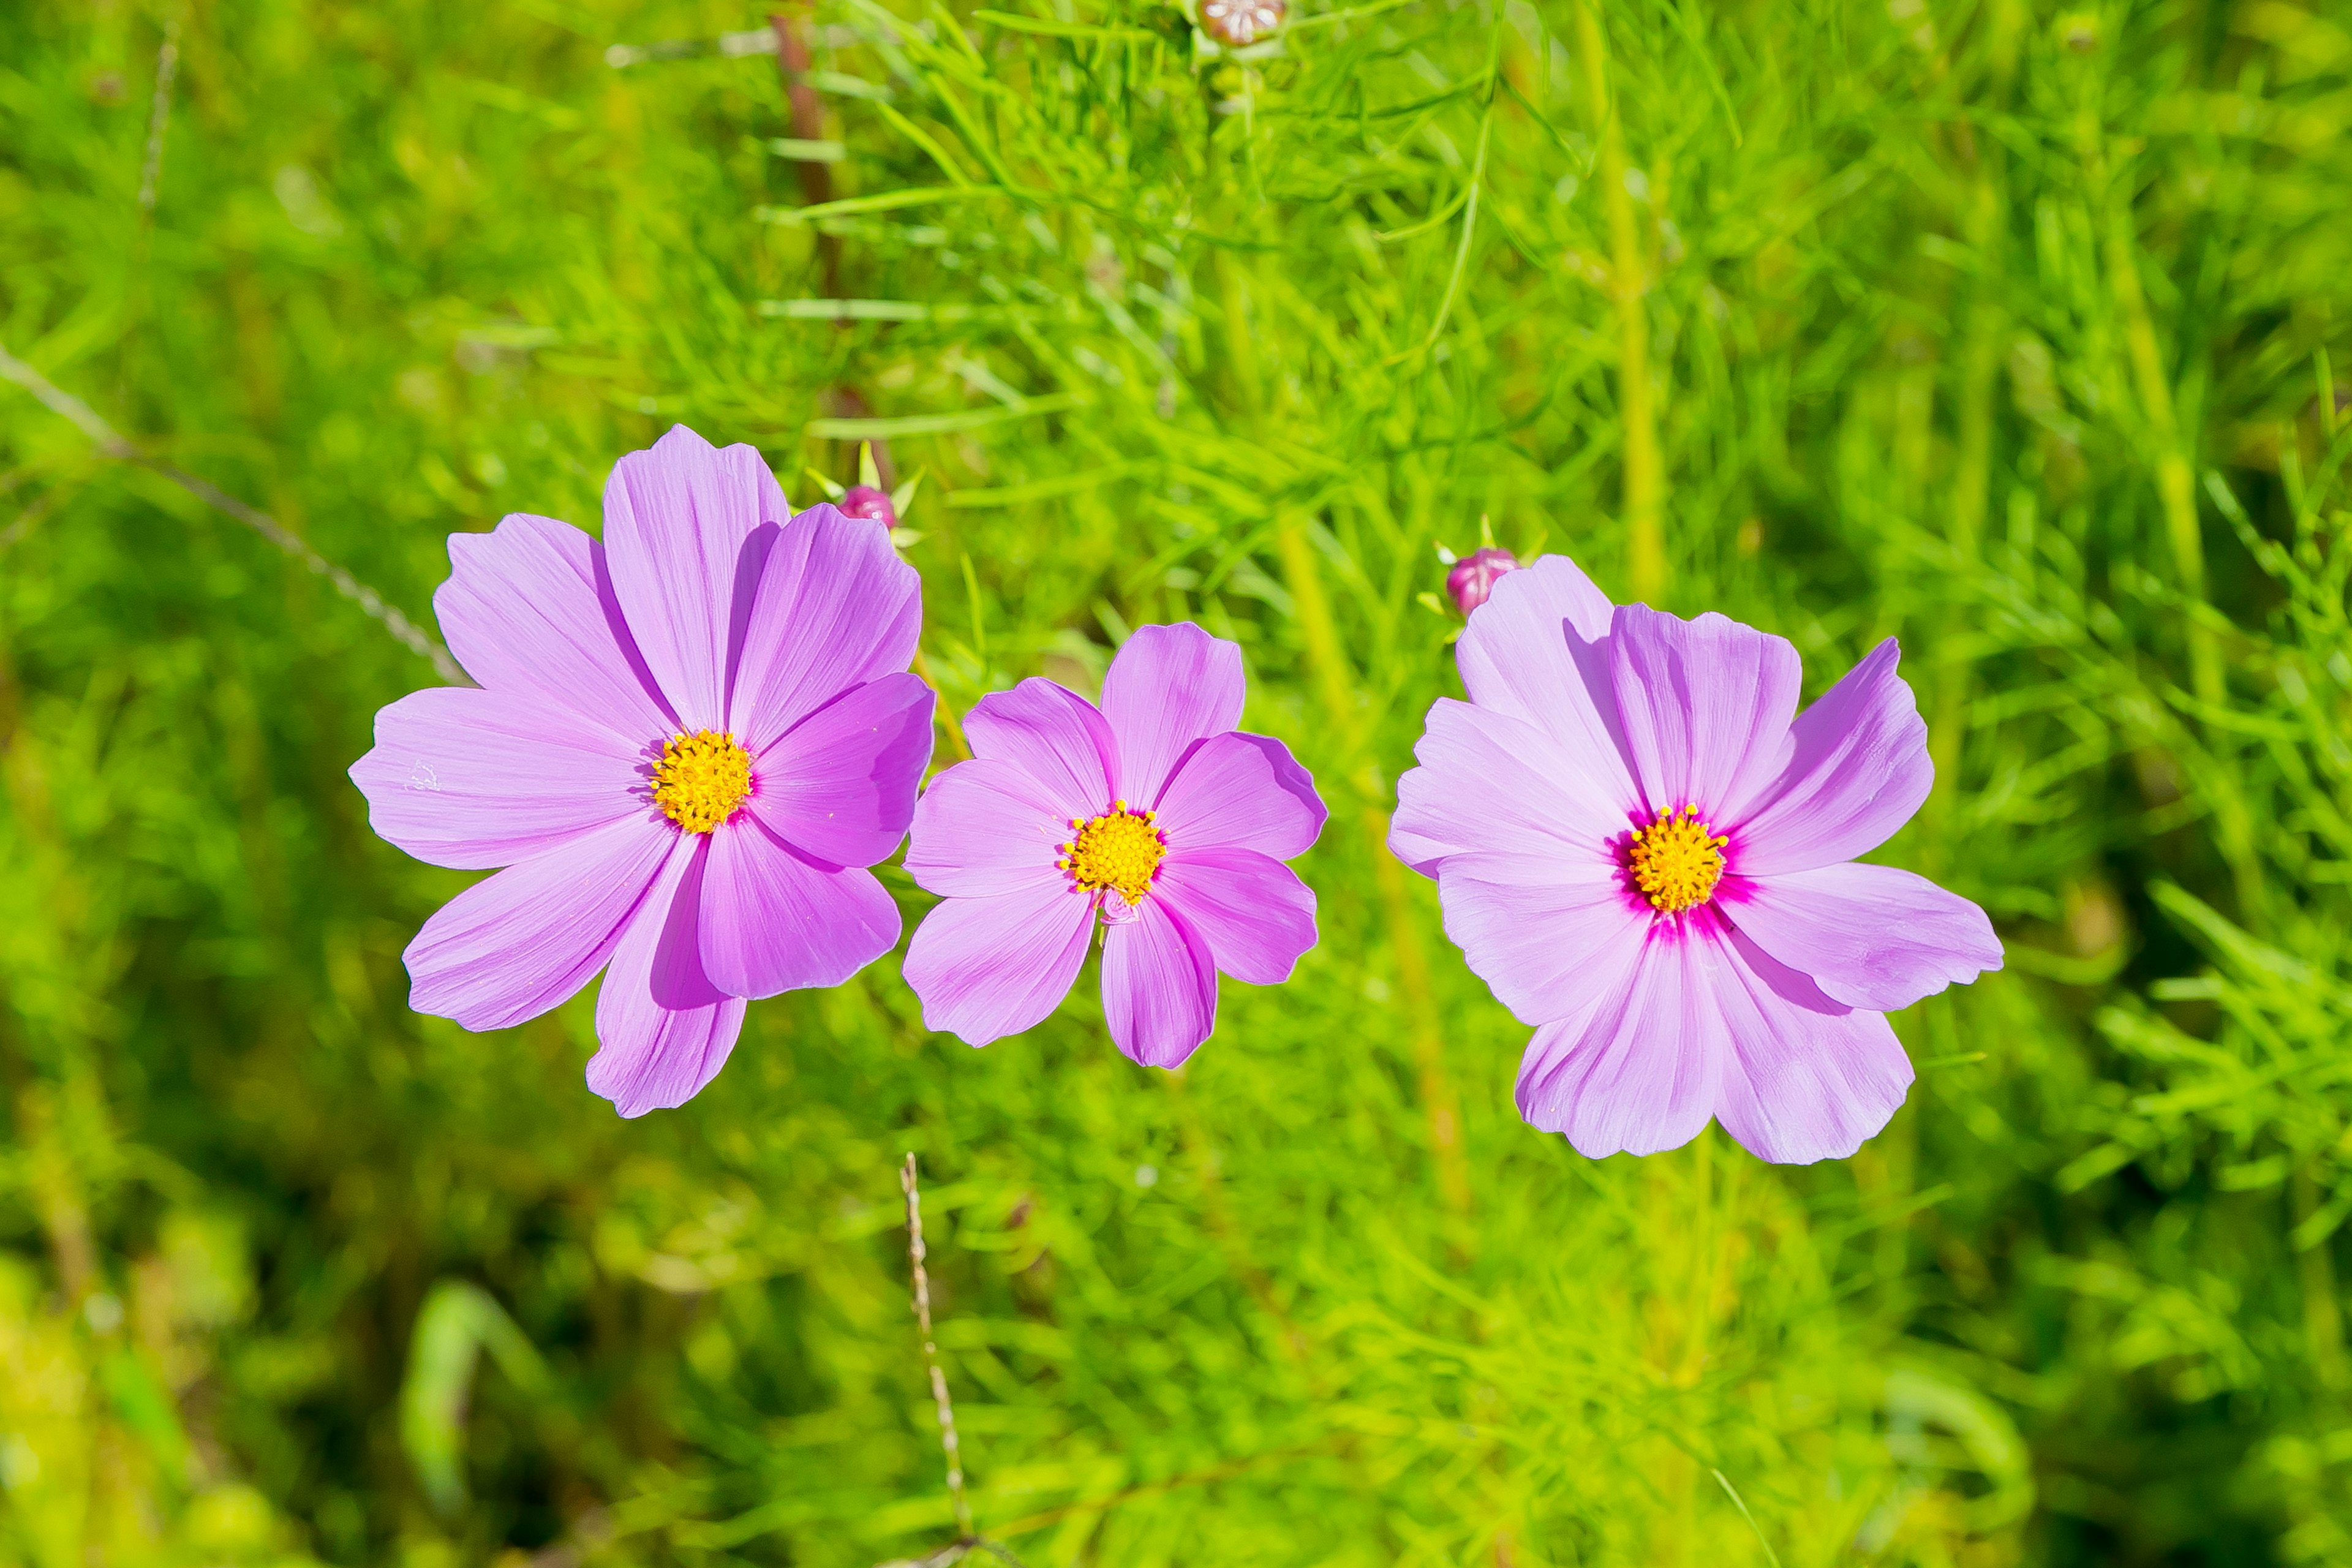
{"left": 1575, "top": 0, "right": 1664, "bottom": 605}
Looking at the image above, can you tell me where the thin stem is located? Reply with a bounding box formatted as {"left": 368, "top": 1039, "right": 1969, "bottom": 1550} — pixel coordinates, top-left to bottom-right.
{"left": 1272, "top": 516, "right": 1472, "bottom": 1240}
{"left": 137, "top": 20, "right": 181, "bottom": 216}
{"left": 911, "top": 647, "right": 973, "bottom": 760}
{"left": 1389, "top": 108, "right": 1491, "bottom": 366}
{"left": 2079, "top": 111, "right": 2264, "bottom": 923}
{"left": 1576, "top": 0, "right": 1663, "bottom": 604}
{"left": 0, "top": 339, "right": 467, "bottom": 685}
{"left": 900, "top": 1153, "right": 975, "bottom": 1540}
{"left": 1684, "top": 1126, "right": 1712, "bottom": 1385}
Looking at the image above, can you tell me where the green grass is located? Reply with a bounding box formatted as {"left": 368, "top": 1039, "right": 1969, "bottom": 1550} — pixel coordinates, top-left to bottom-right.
{"left": 3, "top": 0, "right": 2351, "bottom": 1561}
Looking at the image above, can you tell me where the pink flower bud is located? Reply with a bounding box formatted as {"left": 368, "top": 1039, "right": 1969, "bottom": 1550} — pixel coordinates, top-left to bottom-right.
{"left": 1445, "top": 547, "right": 1518, "bottom": 616}
{"left": 839, "top": 484, "right": 897, "bottom": 527}
{"left": 1203, "top": 0, "right": 1286, "bottom": 46}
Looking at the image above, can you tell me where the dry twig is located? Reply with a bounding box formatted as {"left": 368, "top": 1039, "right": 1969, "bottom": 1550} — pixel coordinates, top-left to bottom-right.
{"left": 900, "top": 1153, "right": 974, "bottom": 1539}
{"left": 137, "top": 20, "right": 181, "bottom": 214}
{"left": 0, "top": 339, "right": 467, "bottom": 684}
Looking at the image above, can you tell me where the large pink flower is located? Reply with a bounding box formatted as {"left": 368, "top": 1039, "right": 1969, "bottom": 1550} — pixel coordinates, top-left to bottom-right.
{"left": 1390, "top": 555, "right": 2001, "bottom": 1164}
{"left": 902, "top": 624, "right": 1325, "bottom": 1067}
{"left": 350, "top": 426, "right": 933, "bottom": 1116}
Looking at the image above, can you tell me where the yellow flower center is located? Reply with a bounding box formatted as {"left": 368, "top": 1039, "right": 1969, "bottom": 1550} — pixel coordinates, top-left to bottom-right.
{"left": 1057, "top": 801, "right": 1166, "bottom": 904}
{"left": 1627, "top": 804, "right": 1728, "bottom": 913}
{"left": 652, "top": 729, "right": 753, "bottom": 833}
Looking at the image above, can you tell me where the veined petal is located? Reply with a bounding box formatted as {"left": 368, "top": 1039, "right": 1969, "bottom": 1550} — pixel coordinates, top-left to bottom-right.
{"left": 701, "top": 813, "right": 902, "bottom": 1000}
{"left": 729, "top": 502, "right": 922, "bottom": 752}
{"left": 352, "top": 687, "right": 647, "bottom": 870}
{"left": 1719, "top": 862, "right": 2001, "bottom": 1012}
{"left": 1390, "top": 699, "right": 1629, "bottom": 876}
{"left": 1101, "top": 897, "right": 1218, "bottom": 1069}
{"left": 1513, "top": 919, "right": 1726, "bottom": 1158}
{"left": 435, "top": 513, "right": 674, "bottom": 747}
{"left": 1153, "top": 731, "right": 1325, "bottom": 860}
{"left": 601, "top": 426, "right": 788, "bottom": 731}
{"left": 754, "top": 673, "right": 933, "bottom": 868}
{"left": 1099, "top": 622, "right": 1245, "bottom": 806}
{"left": 1434, "top": 851, "right": 1651, "bottom": 1027}
{"left": 1731, "top": 639, "right": 1932, "bottom": 876}
{"left": 1154, "top": 847, "right": 1316, "bottom": 986}
{"left": 1608, "top": 604, "right": 1801, "bottom": 820}
{"left": 903, "top": 883, "right": 1094, "bottom": 1046}
{"left": 405, "top": 813, "right": 674, "bottom": 1031}
{"left": 963, "top": 679, "right": 1119, "bottom": 818}
{"left": 1453, "top": 555, "right": 1635, "bottom": 806}
{"left": 905, "top": 758, "right": 1071, "bottom": 899}
{"left": 1708, "top": 919, "right": 1912, "bottom": 1164}
{"left": 588, "top": 835, "right": 747, "bottom": 1117}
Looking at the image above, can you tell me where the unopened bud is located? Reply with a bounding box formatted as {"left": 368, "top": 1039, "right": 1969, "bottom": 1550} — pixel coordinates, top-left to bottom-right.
{"left": 1203, "top": 0, "right": 1285, "bottom": 47}
{"left": 839, "top": 484, "right": 897, "bottom": 527}
{"left": 1445, "top": 547, "right": 1518, "bottom": 615}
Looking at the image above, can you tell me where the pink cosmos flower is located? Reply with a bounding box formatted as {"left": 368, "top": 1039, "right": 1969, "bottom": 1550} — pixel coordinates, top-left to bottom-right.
{"left": 1390, "top": 555, "right": 2001, "bottom": 1164}
{"left": 902, "top": 624, "right": 1325, "bottom": 1067}
{"left": 350, "top": 426, "right": 933, "bottom": 1117}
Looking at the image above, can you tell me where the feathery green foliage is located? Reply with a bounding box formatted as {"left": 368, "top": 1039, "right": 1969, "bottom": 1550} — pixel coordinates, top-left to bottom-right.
{"left": 2, "top": 0, "right": 2350, "bottom": 1561}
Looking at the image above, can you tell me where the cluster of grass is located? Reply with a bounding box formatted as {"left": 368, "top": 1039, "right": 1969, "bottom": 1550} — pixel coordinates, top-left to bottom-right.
{"left": 4, "top": 0, "right": 2351, "bottom": 1561}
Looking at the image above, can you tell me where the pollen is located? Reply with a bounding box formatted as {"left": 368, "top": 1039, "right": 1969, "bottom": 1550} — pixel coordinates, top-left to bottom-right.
{"left": 1627, "top": 804, "right": 1728, "bottom": 913}
{"left": 652, "top": 729, "right": 753, "bottom": 833}
{"left": 1056, "top": 800, "right": 1167, "bottom": 905}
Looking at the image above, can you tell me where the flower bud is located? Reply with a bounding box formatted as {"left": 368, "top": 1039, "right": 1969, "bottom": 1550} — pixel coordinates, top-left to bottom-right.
{"left": 1203, "top": 0, "right": 1285, "bottom": 47}
{"left": 1444, "top": 547, "right": 1518, "bottom": 615}
{"left": 838, "top": 484, "right": 897, "bottom": 527}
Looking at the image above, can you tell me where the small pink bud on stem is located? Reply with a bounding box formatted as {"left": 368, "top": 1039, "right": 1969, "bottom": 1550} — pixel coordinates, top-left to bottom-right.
{"left": 1445, "top": 546, "right": 1519, "bottom": 615}
{"left": 839, "top": 484, "right": 896, "bottom": 527}
{"left": 1203, "top": 0, "right": 1286, "bottom": 47}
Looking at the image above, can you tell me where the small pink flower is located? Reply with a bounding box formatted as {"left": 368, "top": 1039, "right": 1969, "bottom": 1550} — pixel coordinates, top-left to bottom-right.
{"left": 350, "top": 426, "right": 933, "bottom": 1117}
{"left": 1392, "top": 555, "right": 2001, "bottom": 1164}
{"left": 1445, "top": 546, "right": 1518, "bottom": 614}
{"left": 903, "top": 624, "right": 1326, "bottom": 1067}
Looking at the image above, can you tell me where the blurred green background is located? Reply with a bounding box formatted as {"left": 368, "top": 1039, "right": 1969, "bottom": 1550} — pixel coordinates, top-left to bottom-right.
{"left": 3, "top": 0, "right": 2350, "bottom": 1561}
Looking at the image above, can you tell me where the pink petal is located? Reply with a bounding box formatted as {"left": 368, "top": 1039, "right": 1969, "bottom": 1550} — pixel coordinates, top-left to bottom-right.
{"left": 1153, "top": 848, "right": 1316, "bottom": 985}
{"left": 1099, "top": 622, "right": 1245, "bottom": 805}
{"left": 963, "top": 679, "right": 1118, "bottom": 817}
{"left": 903, "top": 883, "right": 1094, "bottom": 1046}
{"left": 1607, "top": 604, "right": 1801, "bottom": 820}
{"left": 1719, "top": 862, "right": 2001, "bottom": 1012}
{"left": 903, "top": 758, "right": 1071, "bottom": 899}
{"left": 728, "top": 503, "right": 922, "bottom": 752}
{"left": 600, "top": 426, "right": 789, "bottom": 731}
{"left": 1153, "top": 731, "right": 1327, "bottom": 859}
{"left": 1434, "top": 851, "right": 1652, "bottom": 1026}
{"left": 1453, "top": 554, "right": 1636, "bottom": 806}
{"left": 435, "top": 513, "right": 674, "bottom": 748}
{"left": 351, "top": 687, "right": 646, "bottom": 870}
{"left": 1101, "top": 897, "right": 1218, "bottom": 1069}
{"left": 1730, "top": 639, "right": 1932, "bottom": 876}
{"left": 405, "top": 814, "right": 675, "bottom": 1030}
{"left": 587, "top": 834, "right": 748, "bottom": 1117}
{"left": 1708, "top": 919, "right": 1912, "bottom": 1164}
{"left": 753, "top": 673, "right": 933, "bottom": 868}
{"left": 1390, "top": 698, "right": 1629, "bottom": 875}
{"left": 1513, "top": 919, "right": 1725, "bottom": 1158}
{"left": 699, "top": 812, "right": 903, "bottom": 1000}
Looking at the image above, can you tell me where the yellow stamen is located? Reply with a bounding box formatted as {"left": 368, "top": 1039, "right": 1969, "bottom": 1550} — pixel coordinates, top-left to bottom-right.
{"left": 1063, "top": 804, "right": 1166, "bottom": 904}
{"left": 1627, "top": 804, "right": 1728, "bottom": 913}
{"left": 652, "top": 729, "right": 753, "bottom": 833}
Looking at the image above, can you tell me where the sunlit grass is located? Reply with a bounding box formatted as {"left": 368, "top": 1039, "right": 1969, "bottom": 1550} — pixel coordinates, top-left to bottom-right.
{"left": 2, "top": 0, "right": 2350, "bottom": 1562}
